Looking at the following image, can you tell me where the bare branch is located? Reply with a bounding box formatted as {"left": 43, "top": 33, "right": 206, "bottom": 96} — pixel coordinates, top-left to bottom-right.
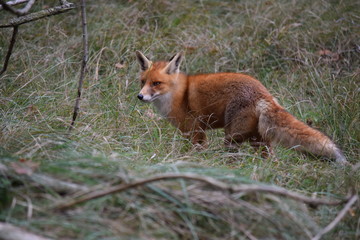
{"left": 0, "top": 0, "right": 35, "bottom": 16}
{"left": 312, "top": 194, "right": 358, "bottom": 240}
{"left": 69, "top": 0, "right": 88, "bottom": 130}
{"left": 0, "top": 26, "right": 18, "bottom": 76}
{"left": 0, "top": 222, "right": 52, "bottom": 240}
{"left": 52, "top": 173, "right": 350, "bottom": 210}
{"left": 0, "top": 2, "right": 75, "bottom": 28}
{"left": 0, "top": 1, "right": 74, "bottom": 76}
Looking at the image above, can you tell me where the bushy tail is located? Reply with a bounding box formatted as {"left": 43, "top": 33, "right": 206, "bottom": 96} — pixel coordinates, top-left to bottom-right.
{"left": 256, "top": 99, "right": 347, "bottom": 164}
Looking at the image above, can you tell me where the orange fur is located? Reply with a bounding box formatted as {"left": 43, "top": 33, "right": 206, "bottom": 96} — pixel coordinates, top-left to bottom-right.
{"left": 135, "top": 51, "right": 347, "bottom": 164}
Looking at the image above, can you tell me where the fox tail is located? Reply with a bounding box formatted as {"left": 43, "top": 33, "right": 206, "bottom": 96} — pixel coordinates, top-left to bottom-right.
{"left": 256, "top": 99, "right": 347, "bottom": 164}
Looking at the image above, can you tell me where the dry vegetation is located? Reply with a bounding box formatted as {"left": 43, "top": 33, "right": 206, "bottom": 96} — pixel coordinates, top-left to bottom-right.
{"left": 0, "top": 0, "right": 359, "bottom": 239}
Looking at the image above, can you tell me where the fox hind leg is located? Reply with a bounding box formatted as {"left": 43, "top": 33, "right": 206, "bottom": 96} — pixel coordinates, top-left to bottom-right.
{"left": 249, "top": 134, "right": 273, "bottom": 158}
{"left": 224, "top": 114, "right": 256, "bottom": 148}
{"left": 224, "top": 109, "right": 272, "bottom": 158}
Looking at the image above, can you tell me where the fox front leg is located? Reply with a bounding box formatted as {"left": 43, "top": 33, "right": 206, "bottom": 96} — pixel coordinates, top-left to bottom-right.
{"left": 192, "top": 128, "right": 208, "bottom": 149}
{"left": 182, "top": 128, "right": 208, "bottom": 150}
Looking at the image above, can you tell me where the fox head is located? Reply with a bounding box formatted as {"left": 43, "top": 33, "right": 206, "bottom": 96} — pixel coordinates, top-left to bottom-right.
{"left": 135, "top": 51, "right": 184, "bottom": 102}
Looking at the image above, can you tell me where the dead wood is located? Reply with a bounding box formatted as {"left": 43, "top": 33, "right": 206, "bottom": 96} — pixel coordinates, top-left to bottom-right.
{"left": 52, "top": 173, "right": 351, "bottom": 210}
{"left": 69, "top": 0, "right": 88, "bottom": 130}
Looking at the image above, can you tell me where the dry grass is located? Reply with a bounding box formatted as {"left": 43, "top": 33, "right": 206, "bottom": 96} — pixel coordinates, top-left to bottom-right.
{"left": 0, "top": 0, "right": 359, "bottom": 239}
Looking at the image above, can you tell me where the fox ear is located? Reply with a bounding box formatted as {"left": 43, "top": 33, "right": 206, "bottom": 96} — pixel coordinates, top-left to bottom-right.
{"left": 135, "top": 51, "right": 152, "bottom": 71}
{"left": 164, "top": 51, "right": 184, "bottom": 74}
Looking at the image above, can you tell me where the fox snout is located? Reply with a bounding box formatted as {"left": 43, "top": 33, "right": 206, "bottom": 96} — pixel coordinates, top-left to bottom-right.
{"left": 137, "top": 90, "right": 154, "bottom": 102}
{"left": 137, "top": 94, "right": 144, "bottom": 100}
{"left": 137, "top": 93, "right": 150, "bottom": 101}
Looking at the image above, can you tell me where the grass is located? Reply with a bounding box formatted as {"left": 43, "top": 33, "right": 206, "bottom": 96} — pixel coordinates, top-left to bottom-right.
{"left": 0, "top": 0, "right": 359, "bottom": 239}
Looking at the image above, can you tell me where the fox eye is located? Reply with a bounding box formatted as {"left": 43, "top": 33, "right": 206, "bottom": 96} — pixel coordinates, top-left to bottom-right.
{"left": 141, "top": 80, "right": 145, "bottom": 86}
{"left": 153, "top": 81, "right": 161, "bottom": 86}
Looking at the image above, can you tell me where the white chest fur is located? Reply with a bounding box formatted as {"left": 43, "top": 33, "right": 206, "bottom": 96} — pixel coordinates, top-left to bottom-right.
{"left": 153, "top": 92, "right": 173, "bottom": 118}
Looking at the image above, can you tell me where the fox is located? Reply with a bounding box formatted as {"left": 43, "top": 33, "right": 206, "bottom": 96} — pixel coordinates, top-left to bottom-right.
{"left": 135, "top": 50, "right": 347, "bottom": 164}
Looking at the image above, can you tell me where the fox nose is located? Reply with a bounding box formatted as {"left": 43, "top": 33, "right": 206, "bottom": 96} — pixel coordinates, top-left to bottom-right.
{"left": 137, "top": 94, "right": 144, "bottom": 100}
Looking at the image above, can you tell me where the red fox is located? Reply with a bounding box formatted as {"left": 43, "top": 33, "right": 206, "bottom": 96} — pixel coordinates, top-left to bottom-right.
{"left": 135, "top": 51, "right": 347, "bottom": 164}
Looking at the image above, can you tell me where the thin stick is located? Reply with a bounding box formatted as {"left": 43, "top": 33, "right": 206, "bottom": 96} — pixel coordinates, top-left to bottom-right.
{"left": 69, "top": 0, "right": 88, "bottom": 130}
{"left": 0, "top": 2, "right": 74, "bottom": 76}
{"left": 0, "top": 25, "right": 18, "bottom": 76}
{"left": 312, "top": 194, "right": 358, "bottom": 240}
{"left": 52, "top": 173, "right": 350, "bottom": 210}
{"left": 0, "top": 2, "right": 75, "bottom": 28}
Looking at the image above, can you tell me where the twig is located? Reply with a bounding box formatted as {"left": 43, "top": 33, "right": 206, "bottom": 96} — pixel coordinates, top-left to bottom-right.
{"left": 52, "top": 173, "right": 350, "bottom": 210}
{"left": 0, "top": 25, "right": 18, "bottom": 76}
{"left": 0, "top": 0, "right": 34, "bottom": 16}
{"left": 0, "top": 2, "right": 75, "bottom": 28}
{"left": 69, "top": 0, "right": 88, "bottom": 130}
{"left": 0, "top": 222, "right": 53, "bottom": 240}
{"left": 312, "top": 194, "right": 358, "bottom": 240}
{"left": 0, "top": 1, "right": 75, "bottom": 76}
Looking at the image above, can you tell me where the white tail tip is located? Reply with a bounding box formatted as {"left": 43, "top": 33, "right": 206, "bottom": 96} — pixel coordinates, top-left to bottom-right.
{"left": 335, "top": 151, "right": 348, "bottom": 165}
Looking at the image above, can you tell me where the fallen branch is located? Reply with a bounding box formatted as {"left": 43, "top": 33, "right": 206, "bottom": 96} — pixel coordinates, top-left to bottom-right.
{"left": 52, "top": 173, "right": 350, "bottom": 210}
{"left": 69, "top": 0, "right": 88, "bottom": 130}
{"left": 0, "top": 163, "right": 89, "bottom": 194}
{"left": 0, "top": 222, "right": 52, "bottom": 240}
{"left": 312, "top": 194, "right": 358, "bottom": 240}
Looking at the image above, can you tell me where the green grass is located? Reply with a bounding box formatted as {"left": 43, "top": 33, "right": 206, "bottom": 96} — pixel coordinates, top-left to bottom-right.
{"left": 0, "top": 0, "right": 359, "bottom": 239}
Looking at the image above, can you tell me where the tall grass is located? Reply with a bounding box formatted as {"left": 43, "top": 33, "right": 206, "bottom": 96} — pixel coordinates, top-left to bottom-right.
{"left": 0, "top": 0, "right": 359, "bottom": 239}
